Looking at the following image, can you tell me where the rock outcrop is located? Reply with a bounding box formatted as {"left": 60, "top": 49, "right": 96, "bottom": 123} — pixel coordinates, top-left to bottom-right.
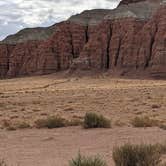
{"left": 0, "top": 0, "right": 165, "bottom": 79}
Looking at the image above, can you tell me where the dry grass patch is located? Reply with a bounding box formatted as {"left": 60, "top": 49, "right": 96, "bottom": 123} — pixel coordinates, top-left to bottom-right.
{"left": 2, "top": 120, "right": 16, "bottom": 131}
{"left": 35, "top": 116, "right": 82, "bottom": 129}
{"left": 131, "top": 116, "right": 160, "bottom": 127}
{"left": 16, "top": 121, "right": 31, "bottom": 129}
{"left": 2, "top": 119, "right": 31, "bottom": 130}
{"left": 114, "top": 120, "right": 126, "bottom": 127}
{"left": 35, "top": 116, "right": 67, "bottom": 129}
{"left": 67, "top": 119, "right": 83, "bottom": 126}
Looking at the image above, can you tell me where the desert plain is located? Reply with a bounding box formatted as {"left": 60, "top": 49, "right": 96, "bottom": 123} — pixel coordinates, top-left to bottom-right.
{"left": 0, "top": 73, "right": 166, "bottom": 166}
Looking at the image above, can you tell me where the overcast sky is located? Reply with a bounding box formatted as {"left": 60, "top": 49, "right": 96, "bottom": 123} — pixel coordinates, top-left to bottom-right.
{"left": 0, "top": 0, "right": 120, "bottom": 40}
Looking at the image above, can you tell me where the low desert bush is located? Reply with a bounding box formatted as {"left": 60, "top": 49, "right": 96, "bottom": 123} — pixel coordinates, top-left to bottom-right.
{"left": 69, "top": 153, "right": 107, "bottom": 166}
{"left": 35, "top": 116, "right": 66, "bottom": 129}
{"left": 131, "top": 116, "right": 159, "bottom": 127}
{"left": 83, "top": 112, "right": 111, "bottom": 129}
{"left": 113, "top": 143, "right": 165, "bottom": 166}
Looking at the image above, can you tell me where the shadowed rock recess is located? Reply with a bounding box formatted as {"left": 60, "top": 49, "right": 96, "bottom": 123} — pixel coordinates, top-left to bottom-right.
{"left": 0, "top": 0, "right": 165, "bottom": 79}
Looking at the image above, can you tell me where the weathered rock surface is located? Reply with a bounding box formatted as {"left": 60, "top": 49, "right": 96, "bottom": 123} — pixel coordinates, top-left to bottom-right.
{"left": 0, "top": 0, "right": 165, "bottom": 79}
{"left": 119, "top": 0, "right": 165, "bottom": 6}
{"left": 1, "top": 26, "right": 55, "bottom": 45}
{"left": 0, "top": 44, "right": 15, "bottom": 78}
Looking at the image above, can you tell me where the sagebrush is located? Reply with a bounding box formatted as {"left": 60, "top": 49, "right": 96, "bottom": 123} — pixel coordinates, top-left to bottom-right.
{"left": 83, "top": 112, "right": 111, "bottom": 129}
{"left": 113, "top": 143, "right": 166, "bottom": 166}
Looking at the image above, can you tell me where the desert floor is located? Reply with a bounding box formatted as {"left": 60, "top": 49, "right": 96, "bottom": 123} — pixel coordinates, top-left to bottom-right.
{"left": 0, "top": 74, "right": 166, "bottom": 165}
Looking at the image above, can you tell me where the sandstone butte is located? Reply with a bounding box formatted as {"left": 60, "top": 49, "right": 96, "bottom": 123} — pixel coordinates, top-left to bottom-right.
{"left": 0, "top": 0, "right": 165, "bottom": 79}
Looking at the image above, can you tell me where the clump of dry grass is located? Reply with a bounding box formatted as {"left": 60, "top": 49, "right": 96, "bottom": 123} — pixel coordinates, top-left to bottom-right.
{"left": 131, "top": 116, "right": 160, "bottom": 127}
{"left": 113, "top": 143, "right": 166, "bottom": 166}
{"left": 69, "top": 152, "right": 107, "bottom": 166}
{"left": 83, "top": 112, "right": 111, "bottom": 129}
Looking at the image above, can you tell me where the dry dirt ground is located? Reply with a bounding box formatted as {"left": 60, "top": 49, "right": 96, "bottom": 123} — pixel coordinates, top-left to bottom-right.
{"left": 0, "top": 74, "right": 166, "bottom": 165}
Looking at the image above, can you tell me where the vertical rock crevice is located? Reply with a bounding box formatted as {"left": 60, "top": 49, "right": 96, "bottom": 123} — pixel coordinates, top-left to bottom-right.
{"left": 6, "top": 45, "right": 10, "bottom": 72}
{"left": 85, "top": 25, "right": 89, "bottom": 43}
{"left": 70, "top": 32, "right": 75, "bottom": 58}
{"left": 145, "top": 23, "right": 158, "bottom": 68}
{"left": 114, "top": 37, "right": 122, "bottom": 67}
{"left": 106, "top": 23, "right": 112, "bottom": 69}
{"left": 56, "top": 43, "right": 61, "bottom": 70}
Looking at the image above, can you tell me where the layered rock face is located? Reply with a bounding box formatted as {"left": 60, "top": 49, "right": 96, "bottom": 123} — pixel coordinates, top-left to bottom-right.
{"left": 0, "top": 44, "right": 15, "bottom": 78}
{"left": 77, "top": 2, "right": 166, "bottom": 76}
{"left": 0, "top": 0, "right": 165, "bottom": 79}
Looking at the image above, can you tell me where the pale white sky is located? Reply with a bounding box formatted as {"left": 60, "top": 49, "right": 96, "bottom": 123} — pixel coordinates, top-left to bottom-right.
{"left": 0, "top": 0, "right": 120, "bottom": 40}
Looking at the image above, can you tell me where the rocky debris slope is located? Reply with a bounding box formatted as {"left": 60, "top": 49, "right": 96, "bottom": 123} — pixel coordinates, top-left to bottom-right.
{"left": 118, "top": 0, "right": 165, "bottom": 6}
{"left": 1, "top": 26, "right": 55, "bottom": 45}
{"left": 0, "top": 0, "right": 165, "bottom": 78}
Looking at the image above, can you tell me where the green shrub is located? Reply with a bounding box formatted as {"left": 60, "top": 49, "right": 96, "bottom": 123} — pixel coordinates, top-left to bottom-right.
{"left": 113, "top": 143, "right": 163, "bottom": 166}
{"left": 35, "top": 116, "right": 66, "bottom": 129}
{"left": 131, "top": 116, "right": 159, "bottom": 127}
{"left": 83, "top": 112, "right": 111, "bottom": 129}
{"left": 69, "top": 153, "right": 107, "bottom": 166}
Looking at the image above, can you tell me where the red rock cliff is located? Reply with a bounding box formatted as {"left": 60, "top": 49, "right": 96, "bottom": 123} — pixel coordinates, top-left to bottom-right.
{"left": 0, "top": 0, "right": 165, "bottom": 78}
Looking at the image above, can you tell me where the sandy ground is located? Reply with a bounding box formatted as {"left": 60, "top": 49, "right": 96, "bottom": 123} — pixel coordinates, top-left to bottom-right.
{"left": 0, "top": 74, "right": 166, "bottom": 165}
{"left": 0, "top": 127, "right": 166, "bottom": 166}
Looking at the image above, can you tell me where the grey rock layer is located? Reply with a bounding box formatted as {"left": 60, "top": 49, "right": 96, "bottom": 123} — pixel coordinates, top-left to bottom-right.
{"left": 1, "top": 26, "right": 55, "bottom": 44}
